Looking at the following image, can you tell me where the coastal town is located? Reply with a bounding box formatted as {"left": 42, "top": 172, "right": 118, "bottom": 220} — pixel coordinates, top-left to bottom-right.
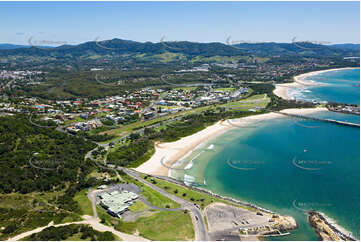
{"left": 0, "top": 82, "right": 254, "bottom": 134}
{"left": 0, "top": 2, "right": 360, "bottom": 240}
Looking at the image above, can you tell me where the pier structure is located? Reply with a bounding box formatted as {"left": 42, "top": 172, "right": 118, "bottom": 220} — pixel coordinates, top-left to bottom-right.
{"left": 266, "top": 110, "right": 360, "bottom": 128}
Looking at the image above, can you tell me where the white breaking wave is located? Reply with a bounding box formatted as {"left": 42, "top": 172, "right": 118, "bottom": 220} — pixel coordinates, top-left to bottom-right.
{"left": 184, "top": 161, "right": 193, "bottom": 170}
{"left": 319, "top": 212, "right": 356, "bottom": 240}
{"left": 184, "top": 174, "right": 196, "bottom": 186}
{"left": 207, "top": 144, "right": 214, "bottom": 150}
{"left": 288, "top": 88, "right": 309, "bottom": 100}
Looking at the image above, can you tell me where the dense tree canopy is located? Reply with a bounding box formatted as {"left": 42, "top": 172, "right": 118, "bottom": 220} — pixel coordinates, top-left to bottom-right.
{"left": 0, "top": 115, "right": 96, "bottom": 194}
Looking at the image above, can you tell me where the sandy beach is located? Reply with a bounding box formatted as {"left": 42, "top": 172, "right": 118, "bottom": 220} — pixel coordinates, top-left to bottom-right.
{"left": 135, "top": 107, "right": 327, "bottom": 176}
{"left": 273, "top": 67, "right": 358, "bottom": 100}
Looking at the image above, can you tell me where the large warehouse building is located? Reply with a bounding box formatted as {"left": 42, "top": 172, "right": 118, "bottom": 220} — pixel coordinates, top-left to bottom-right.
{"left": 98, "top": 190, "right": 139, "bottom": 217}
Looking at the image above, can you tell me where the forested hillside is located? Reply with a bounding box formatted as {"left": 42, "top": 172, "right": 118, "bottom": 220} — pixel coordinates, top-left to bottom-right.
{"left": 0, "top": 115, "right": 96, "bottom": 193}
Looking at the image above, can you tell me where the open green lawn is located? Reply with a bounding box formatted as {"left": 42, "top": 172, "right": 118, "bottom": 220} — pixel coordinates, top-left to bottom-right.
{"left": 73, "top": 189, "right": 93, "bottom": 216}
{"left": 218, "top": 93, "right": 270, "bottom": 110}
{"left": 214, "top": 87, "right": 235, "bottom": 92}
{"left": 243, "top": 93, "right": 267, "bottom": 100}
{"left": 97, "top": 204, "right": 193, "bottom": 241}
{"left": 140, "top": 185, "right": 179, "bottom": 209}
{"left": 129, "top": 201, "right": 149, "bottom": 212}
{"left": 63, "top": 116, "right": 85, "bottom": 125}
{"left": 172, "top": 86, "right": 198, "bottom": 91}
{"left": 118, "top": 210, "right": 194, "bottom": 241}
{"left": 156, "top": 105, "right": 183, "bottom": 109}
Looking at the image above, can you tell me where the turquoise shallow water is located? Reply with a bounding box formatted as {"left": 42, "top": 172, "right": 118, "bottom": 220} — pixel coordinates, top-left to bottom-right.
{"left": 288, "top": 68, "right": 360, "bottom": 105}
{"left": 172, "top": 68, "right": 360, "bottom": 240}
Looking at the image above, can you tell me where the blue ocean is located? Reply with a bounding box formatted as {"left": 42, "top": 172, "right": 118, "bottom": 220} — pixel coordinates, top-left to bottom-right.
{"left": 289, "top": 68, "right": 360, "bottom": 105}
{"left": 172, "top": 68, "right": 360, "bottom": 240}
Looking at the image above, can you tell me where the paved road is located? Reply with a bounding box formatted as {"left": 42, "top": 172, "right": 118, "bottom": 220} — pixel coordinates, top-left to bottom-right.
{"left": 88, "top": 189, "right": 101, "bottom": 219}
{"left": 54, "top": 110, "right": 210, "bottom": 241}
{"left": 122, "top": 168, "right": 209, "bottom": 241}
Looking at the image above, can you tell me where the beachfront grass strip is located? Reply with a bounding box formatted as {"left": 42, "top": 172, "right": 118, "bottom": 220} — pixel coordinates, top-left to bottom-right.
{"left": 145, "top": 176, "right": 258, "bottom": 212}
{"left": 140, "top": 184, "right": 180, "bottom": 209}
{"left": 73, "top": 189, "right": 93, "bottom": 216}
{"left": 144, "top": 177, "right": 213, "bottom": 209}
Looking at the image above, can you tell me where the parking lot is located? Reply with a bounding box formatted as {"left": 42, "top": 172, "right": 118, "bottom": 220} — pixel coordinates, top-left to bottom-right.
{"left": 205, "top": 202, "right": 275, "bottom": 232}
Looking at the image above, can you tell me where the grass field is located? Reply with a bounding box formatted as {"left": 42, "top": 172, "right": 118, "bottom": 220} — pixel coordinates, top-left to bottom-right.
{"left": 97, "top": 205, "right": 193, "bottom": 241}
{"left": 63, "top": 116, "right": 85, "bottom": 125}
{"left": 118, "top": 210, "right": 194, "bottom": 241}
{"left": 172, "top": 86, "right": 198, "bottom": 91}
{"left": 129, "top": 201, "right": 149, "bottom": 212}
{"left": 73, "top": 189, "right": 93, "bottom": 216}
{"left": 218, "top": 93, "right": 270, "bottom": 110}
{"left": 214, "top": 87, "right": 235, "bottom": 92}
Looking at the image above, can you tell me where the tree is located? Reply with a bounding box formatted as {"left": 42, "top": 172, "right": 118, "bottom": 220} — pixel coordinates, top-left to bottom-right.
{"left": 3, "top": 223, "right": 17, "bottom": 234}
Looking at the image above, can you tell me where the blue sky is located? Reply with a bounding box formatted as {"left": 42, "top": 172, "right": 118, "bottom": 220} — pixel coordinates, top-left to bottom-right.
{"left": 0, "top": 1, "right": 359, "bottom": 45}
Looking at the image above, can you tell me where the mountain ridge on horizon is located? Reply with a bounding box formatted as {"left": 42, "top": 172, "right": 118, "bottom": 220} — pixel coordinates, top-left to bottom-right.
{"left": 1, "top": 38, "right": 360, "bottom": 50}
{"left": 0, "top": 38, "right": 359, "bottom": 70}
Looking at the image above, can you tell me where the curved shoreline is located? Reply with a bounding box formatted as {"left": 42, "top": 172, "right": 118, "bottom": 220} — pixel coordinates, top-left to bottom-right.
{"left": 135, "top": 107, "right": 327, "bottom": 176}
{"left": 134, "top": 106, "right": 358, "bottom": 240}
{"left": 273, "top": 67, "right": 359, "bottom": 100}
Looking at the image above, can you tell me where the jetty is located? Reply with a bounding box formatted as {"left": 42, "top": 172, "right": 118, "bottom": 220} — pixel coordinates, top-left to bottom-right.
{"left": 270, "top": 110, "right": 360, "bottom": 128}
